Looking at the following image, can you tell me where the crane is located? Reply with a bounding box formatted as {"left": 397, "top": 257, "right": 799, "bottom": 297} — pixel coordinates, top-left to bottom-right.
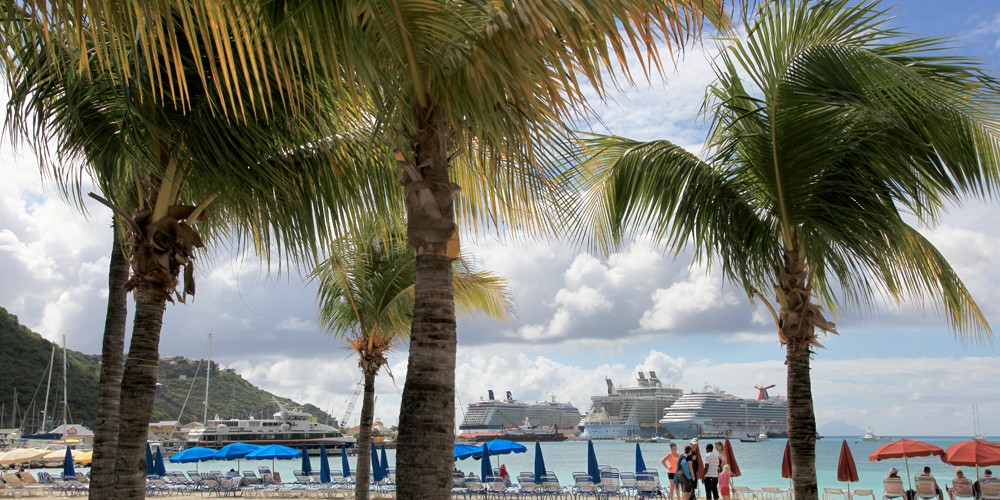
{"left": 339, "top": 378, "right": 364, "bottom": 429}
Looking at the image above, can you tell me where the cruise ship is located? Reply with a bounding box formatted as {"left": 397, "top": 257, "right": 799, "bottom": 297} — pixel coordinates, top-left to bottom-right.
{"left": 579, "top": 372, "right": 684, "bottom": 439}
{"left": 659, "top": 384, "right": 788, "bottom": 440}
{"left": 184, "top": 408, "right": 356, "bottom": 453}
{"left": 458, "top": 391, "right": 582, "bottom": 439}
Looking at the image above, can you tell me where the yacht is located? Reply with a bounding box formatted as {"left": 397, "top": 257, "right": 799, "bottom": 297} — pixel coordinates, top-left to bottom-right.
{"left": 861, "top": 426, "right": 880, "bottom": 441}
{"left": 498, "top": 417, "right": 567, "bottom": 442}
{"left": 579, "top": 372, "right": 684, "bottom": 440}
{"left": 184, "top": 407, "right": 356, "bottom": 453}
{"left": 458, "top": 391, "right": 582, "bottom": 440}
{"left": 659, "top": 385, "right": 788, "bottom": 440}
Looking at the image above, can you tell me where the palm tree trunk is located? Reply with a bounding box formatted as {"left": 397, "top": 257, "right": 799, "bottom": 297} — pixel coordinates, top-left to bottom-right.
{"left": 354, "top": 367, "right": 377, "bottom": 500}
{"left": 779, "top": 234, "right": 819, "bottom": 500}
{"left": 113, "top": 285, "right": 165, "bottom": 500}
{"left": 89, "top": 216, "right": 130, "bottom": 500}
{"left": 397, "top": 105, "right": 457, "bottom": 499}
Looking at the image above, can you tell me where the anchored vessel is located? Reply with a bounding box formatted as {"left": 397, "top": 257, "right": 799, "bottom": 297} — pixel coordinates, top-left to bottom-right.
{"left": 459, "top": 391, "right": 582, "bottom": 440}
{"left": 185, "top": 407, "right": 356, "bottom": 453}
{"left": 579, "top": 372, "right": 684, "bottom": 440}
{"left": 659, "top": 384, "right": 787, "bottom": 440}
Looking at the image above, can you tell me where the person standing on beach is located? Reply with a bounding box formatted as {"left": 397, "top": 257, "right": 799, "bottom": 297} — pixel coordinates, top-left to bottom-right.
{"left": 662, "top": 442, "right": 682, "bottom": 500}
{"left": 689, "top": 439, "right": 703, "bottom": 498}
{"left": 703, "top": 443, "right": 721, "bottom": 500}
{"left": 676, "top": 444, "right": 697, "bottom": 500}
{"left": 719, "top": 465, "right": 734, "bottom": 500}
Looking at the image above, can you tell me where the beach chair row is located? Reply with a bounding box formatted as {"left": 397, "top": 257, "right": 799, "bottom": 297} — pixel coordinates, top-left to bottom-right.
{"left": 450, "top": 467, "right": 666, "bottom": 498}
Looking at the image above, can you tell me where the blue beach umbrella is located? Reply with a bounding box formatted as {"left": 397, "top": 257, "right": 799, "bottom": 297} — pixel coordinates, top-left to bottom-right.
{"left": 247, "top": 444, "right": 301, "bottom": 475}
{"left": 635, "top": 442, "right": 647, "bottom": 473}
{"left": 319, "top": 445, "right": 331, "bottom": 484}
{"left": 214, "top": 442, "right": 262, "bottom": 473}
{"left": 482, "top": 439, "right": 528, "bottom": 456}
{"left": 481, "top": 443, "right": 493, "bottom": 479}
{"left": 587, "top": 440, "right": 601, "bottom": 485}
{"left": 145, "top": 443, "right": 155, "bottom": 475}
{"left": 62, "top": 446, "right": 76, "bottom": 478}
{"left": 154, "top": 446, "right": 167, "bottom": 476}
{"left": 380, "top": 443, "right": 389, "bottom": 476}
{"left": 300, "top": 445, "right": 312, "bottom": 475}
{"left": 169, "top": 447, "right": 217, "bottom": 463}
{"left": 341, "top": 446, "right": 351, "bottom": 479}
{"left": 371, "top": 441, "right": 385, "bottom": 482}
{"left": 533, "top": 442, "right": 547, "bottom": 484}
{"left": 454, "top": 443, "right": 482, "bottom": 460}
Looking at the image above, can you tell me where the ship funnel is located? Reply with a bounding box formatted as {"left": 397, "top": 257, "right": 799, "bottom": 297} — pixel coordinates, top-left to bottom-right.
{"left": 605, "top": 378, "right": 615, "bottom": 395}
{"left": 648, "top": 371, "right": 662, "bottom": 387}
{"left": 637, "top": 372, "right": 649, "bottom": 387}
{"left": 488, "top": 390, "right": 495, "bottom": 401}
{"left": 506, "top": 391, "right": 513, "bottom": 401}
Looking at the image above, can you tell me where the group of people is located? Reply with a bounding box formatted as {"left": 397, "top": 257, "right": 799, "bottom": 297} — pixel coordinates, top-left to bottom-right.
{"left": 661, "top": 439, "right": 735, "bottom": 500}
{"left": 897, "top": 466, "right": 997, "bottom": 500}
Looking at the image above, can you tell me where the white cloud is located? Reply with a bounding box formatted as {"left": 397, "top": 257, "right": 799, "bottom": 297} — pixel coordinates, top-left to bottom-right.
{"left": 275, "top": 316, "right": 313, "bottom": 332}
{"left": 639, "top": 266, "right": 742, "bottom": 332}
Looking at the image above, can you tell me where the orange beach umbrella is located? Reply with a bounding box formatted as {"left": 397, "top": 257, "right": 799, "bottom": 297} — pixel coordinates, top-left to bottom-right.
{"left": 869, "top": 438, "right": 944, "bottom": 490}
{"left": 941, "top": 440, "right": 1000, "bottom": 480}
{"left": 838, "top": 440, "right": 859, "bottom": 498}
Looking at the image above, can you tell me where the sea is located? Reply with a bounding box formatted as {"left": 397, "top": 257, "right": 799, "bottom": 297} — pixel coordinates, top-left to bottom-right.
{"left": 54, "top": 436, "right": 986, "bottom": 493}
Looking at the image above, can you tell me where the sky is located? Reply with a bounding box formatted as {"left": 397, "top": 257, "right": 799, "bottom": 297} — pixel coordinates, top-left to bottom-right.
{"left": 2, "top": 0, "right": 1000, "bottom": 437}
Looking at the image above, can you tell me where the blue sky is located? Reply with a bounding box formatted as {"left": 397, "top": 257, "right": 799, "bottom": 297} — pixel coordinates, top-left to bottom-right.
{"left": 1, "top": 0, "right": 999, "bottom": 436}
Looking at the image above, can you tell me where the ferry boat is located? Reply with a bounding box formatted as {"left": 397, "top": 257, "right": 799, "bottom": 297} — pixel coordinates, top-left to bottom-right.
{"left": 493, "top": 417, "right": 567, "bottom": 442}
{"left": 458, "top": 391, "right": 582, "bottom": 440}
{"left": 660, "top": 384, "right": 787, "bottom": 440}
{"left": 579, "top": 372, "right": 684, "bottom": 440}
{"left": 184, "top": 407, "right": 356, "bottom": 453}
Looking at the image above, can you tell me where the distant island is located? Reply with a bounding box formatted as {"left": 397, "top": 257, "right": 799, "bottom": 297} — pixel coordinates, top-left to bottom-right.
{"left": 818, "top": 420, "right": 866, "bottom": 437}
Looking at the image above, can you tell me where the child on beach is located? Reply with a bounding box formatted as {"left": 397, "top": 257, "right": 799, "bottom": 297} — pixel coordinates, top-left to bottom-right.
{"left": 719, "top": 465, "right": 734, "bottom": 500}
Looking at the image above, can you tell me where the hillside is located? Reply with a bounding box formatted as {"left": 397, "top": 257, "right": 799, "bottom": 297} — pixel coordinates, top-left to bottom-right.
{"left": 0, "top": 306, "right": 336, "bottom": 431}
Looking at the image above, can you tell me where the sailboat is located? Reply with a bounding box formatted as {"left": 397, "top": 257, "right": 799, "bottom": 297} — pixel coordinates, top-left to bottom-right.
{"left": 973, "top": 403, "right": 986, "bottom": 441}
{"left": 21, "top": 336, "right": 94, "bottom": 449}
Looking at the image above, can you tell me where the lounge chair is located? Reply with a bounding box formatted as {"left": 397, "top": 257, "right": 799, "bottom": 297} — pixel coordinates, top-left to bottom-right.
{"left": 734, "top": 485, "right": 758, "bottom": 499}
{"left": 540, "top": 474, "right": 569, "bottom": 496}
{"left": 852, "top": 488, "right": 876, "bottom": 500}
{"left": 636, "top": 472, "right": 661, "bottom": 498}
{"left": 916, "top": 476, "right": 942, "bottom": 500}
{"left": 884, "top": 478, "right": 906, "bottom": 500}
{"left": 600, "top": 469, "right": 623, "bottom": 497}
{"left": 573, "top": 472, "right": 599, "bottom": 498}
{"left": 516, "top": 475, "right": 539, "bottom": 497}
{"left": 462, "top": 475, "right": 486, "bottom": 498}
{"left": 951, "top": 478, "right": 975, "bottom": 500}
{"left": 824, "top": 488, "right": 848, "bottom": 500}
{"left": 979, "top": 478, "right": 1000, "bottom": 500}
{"left": 620, "top": 472, "right": 638, "bottom": 496}
{"left": 761, "top": 486, "right": 791, "bottom": 500}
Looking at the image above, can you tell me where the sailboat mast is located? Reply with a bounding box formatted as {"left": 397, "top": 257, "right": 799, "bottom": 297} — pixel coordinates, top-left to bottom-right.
{"left": 41, "top": 345, "right": 55, "bottom": 432}
{"left": 203, "top": 331, "right": 213, "bottom": 424}
{"left": 62, "top": 335, "right": 68, "bottom": 428}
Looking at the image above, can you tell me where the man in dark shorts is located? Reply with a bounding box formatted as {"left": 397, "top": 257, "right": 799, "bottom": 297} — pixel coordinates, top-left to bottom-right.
{"left": 662, "top": 442, "right": 681, "bottom": 500}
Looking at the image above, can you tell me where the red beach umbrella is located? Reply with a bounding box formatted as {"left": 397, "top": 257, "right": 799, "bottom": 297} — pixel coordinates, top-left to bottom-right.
{"left": 838, "top": 440, "right": 859, "bottom": 498}
{"left": 941, "top": 440, "right": 1000, "bottom": 479}
{"left": 942, "top": 441, "right": 1000, "bottom": 467}
{"left": 781, "top": 441, "right": 792, "bottom": 479}
{"left": 723, "top": 436, "right": 741, "bottom": 477}
{"left": 869, "top": 438, "right": 945, "bottom": 491}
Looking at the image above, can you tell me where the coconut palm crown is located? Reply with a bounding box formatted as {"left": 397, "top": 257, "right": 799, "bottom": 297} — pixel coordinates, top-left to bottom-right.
{"left": 569, "top": 1, "right": 999, "bottom": 499}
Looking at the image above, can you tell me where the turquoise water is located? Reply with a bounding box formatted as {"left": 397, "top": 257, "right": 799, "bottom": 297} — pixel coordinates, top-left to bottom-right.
{"left": 141, "top": 437, "right": 984, "bottom": 493}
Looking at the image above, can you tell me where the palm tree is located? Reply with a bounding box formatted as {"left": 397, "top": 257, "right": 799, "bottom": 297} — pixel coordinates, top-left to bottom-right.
{"left": 12, "top": 1, "right": 728, "bottom": 495}
{"left": 2, "top": 8, "right": 394, "bottom": 498}
{"left": 567, "top": 2, "right": 1000, "bottom": 499}
{"left": 311, "top": 220, "right": 511, "bottom": 499}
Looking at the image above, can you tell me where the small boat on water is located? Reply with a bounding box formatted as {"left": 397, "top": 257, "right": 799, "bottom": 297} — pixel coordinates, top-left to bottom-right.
{"left": 861, "top": 426, "right": 881, "bottom": 441}
{"left": 741, "top": 426, "right": 769, "bottom": 443}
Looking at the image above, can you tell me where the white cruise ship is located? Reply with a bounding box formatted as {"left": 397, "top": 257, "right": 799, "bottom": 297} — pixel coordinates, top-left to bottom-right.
{"left": 185, "top": 408, "right": 356, "bottom": 453}
{"left": 458, "top": 391, "right": 582, "bottom": 439}
{"left": 659, "top": 384, "right": 787, "bottom": 440}
{"left": 579, "top": 372, "right": 684, "bottom": 440}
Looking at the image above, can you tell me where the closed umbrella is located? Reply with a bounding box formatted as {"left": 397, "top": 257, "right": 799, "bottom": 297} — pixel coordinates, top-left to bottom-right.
{"left": 63, "top": 446, "right": 76, "bottom": 478}
{"left": 300, "top": 445, "right": 312, "bottom": 475}
{"left": 146, "top": 442, "right": 156, "bottom": 475}
{"left": 380, "top": 443, "right": 389, "bottom": 477}
{"left": 869, "top": 438, "right": 945, "bottom": 490}
{"left": 319, "top": 445, "right": 331, "bottom": 484}
{"left": 481, "top": 443, "right": 493, "bottom": 480}
{"left": 154, "top": 446, "right": 168, "bottom": 477}
{"left": 723, "top": 436, "right": 741, "bottom": 477}
{"left": 371, "top": 441, "right": 385, "bottom": 482}
{"left": 533, "top": 442, "right": 547, "bottom": 485}
{"left": 341, "top": 446, "right": 352, "bottom": 479}
{"left": 781, "top": 440, "right": 792, "bottom": 491}
{"left": 587, "top": 440, "right": 600, "bottom": 485}
{"left": 838, "top": 440, "right": 860, "bottom": 498}
{"left": 636, "top": 442, "right": 648, "bottom": 473}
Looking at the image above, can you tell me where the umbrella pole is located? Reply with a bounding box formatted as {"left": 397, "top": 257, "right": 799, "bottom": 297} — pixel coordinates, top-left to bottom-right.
{"left": 905, "top": 457, "right": 913, "bottom": 492}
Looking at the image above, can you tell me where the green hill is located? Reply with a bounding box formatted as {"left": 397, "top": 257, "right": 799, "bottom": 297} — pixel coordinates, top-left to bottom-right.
{"left": 0, "top": 306, "right": 337, "bottom": 431}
